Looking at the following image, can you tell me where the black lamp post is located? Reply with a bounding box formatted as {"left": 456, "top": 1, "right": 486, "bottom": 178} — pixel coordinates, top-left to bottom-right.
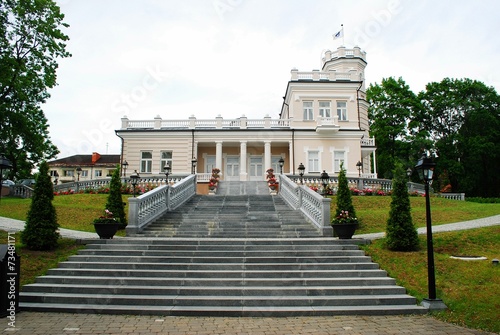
{"left": 278, "top": 157, "right": 284, "bottom": 174}
{"left": 406, "top": 167, "right": 412, "bottom": 182}
{"left": 415, "top": 152, "right": 447, "bottom": 311}
{"left": 298, "top": 163, "right": 305, "bottom": 185}
{"left": 0, "top": 155, "right": 13, "bottom": 203}
{"left": 191, "top": 157, "right": 197, "bottom": 175}
{"left": 320, "top": 170, "right": 330, "bottom": 197}
{"left": 122, "top": 160, "right": 129, "bottom": 177}
{"left": 53, "top": 171, "right": 59, "bottom": 185}
{"left": 130, "top": 170, "right": 140, "bottom": 197}
{"left": 164, "top": 162, "right": 171, "bottom": 184}
{"left": 76, "top": 167, "right": 82, "bottom": 181}
{"left": 356, "top": 161, "right": 362, "bottom": 177}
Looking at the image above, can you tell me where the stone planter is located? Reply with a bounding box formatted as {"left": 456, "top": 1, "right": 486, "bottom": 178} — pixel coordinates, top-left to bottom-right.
{"left": 331, "top": 222, "right": 359, "bottom": 239}
{"left": 93, "top": 222, "right": 121, "bottom": 239}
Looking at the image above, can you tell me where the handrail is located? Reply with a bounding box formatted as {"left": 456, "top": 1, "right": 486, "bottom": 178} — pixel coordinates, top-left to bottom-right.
{"left": 126, "top": 175, "right": 197, "bottom": 234}
{"left": 279, "top": 175, "right": 332, "bottom": 236}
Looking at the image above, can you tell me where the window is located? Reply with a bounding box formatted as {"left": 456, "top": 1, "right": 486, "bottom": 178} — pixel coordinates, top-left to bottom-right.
{"left": 141, "top": 151, "right": 153, "bottom": 173}
{"left": 337, "top": 101, "right": 347, "bottom": 121}
{"left": 64, "top": 170, "right": 74, "bottom": 177}
{"left": 81, "top": 170, "right": 88, "bottom": 177}
{"left": 334, "top": 151, "right": 345, "bottom": 172}
{"left": 303, "top": 101, "right": 313, "bottom": 120}
{"left": 319, "top": 101, "right": 331, "bottom": 118}
{"left": 160, "top": 151, "right": 172, "bottom": 172}
{"left": 308, "top": 151, "right": 319, "bottom": 172}
{"left": 95, "top": 170, "right": 103, "bottom": 177}
{"left": 205, "top": 156, "right": 216, "bottom": 174}
{"left": 50, "top": 170, "right": 58, "bottom": 177}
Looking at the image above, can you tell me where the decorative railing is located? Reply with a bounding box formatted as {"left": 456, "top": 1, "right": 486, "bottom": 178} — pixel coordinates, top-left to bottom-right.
{"left": 127, "top": 175, "right": 197, "bottom": 234}
{"left": 279, "top": 175, "right": 332, "bottom": 236}
{"left": 11, "top": 185, "right": 34, "bottom": 199}
{"left": 439, "top": 193, "right": 465, "bottom": 201}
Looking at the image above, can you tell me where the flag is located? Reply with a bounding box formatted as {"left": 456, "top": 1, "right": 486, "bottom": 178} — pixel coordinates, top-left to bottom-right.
{"left": 333, "top": 29, "right": 343, "bottom": 40}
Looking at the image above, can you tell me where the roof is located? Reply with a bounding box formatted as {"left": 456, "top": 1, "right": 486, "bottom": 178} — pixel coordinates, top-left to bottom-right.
{"left": 48, "top": 154, "right": 121, "bottom": 167}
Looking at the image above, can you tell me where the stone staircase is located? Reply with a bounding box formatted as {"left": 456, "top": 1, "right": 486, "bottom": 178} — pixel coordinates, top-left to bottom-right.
{"left": 20, "top": 238, "right": 426, "bottom": 316}
{"left": 19, "top": 181, "right": 427, "bottom": 316}
{"left": 134, "top": 194, "right": 321, "bottom": 238}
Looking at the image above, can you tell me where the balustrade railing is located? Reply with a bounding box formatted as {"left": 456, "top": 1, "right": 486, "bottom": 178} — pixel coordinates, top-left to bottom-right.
{"left": 279, "top": 175, "right": 332, "bottom": 236}
{"left": 127, "top": 175, "right": 197, "bottom": 234}
{"left": 11, "top": 185, "right": 34, "bottom": 199}
{"left": 439, "top": 193, "right": 465, "bottom": 201}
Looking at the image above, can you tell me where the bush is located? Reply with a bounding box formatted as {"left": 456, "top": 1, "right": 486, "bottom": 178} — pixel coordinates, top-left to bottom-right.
{"left": 385, "top": 163, "right": 419, "bottom": 251}
{"left": 105, "top": 166, "right": 126, "bottom": 225}
{"left": 21, "top": 161, "right": 60, "bottom": 250}
{"left": 334, "top": 163, "right": 356, "bottom": 219}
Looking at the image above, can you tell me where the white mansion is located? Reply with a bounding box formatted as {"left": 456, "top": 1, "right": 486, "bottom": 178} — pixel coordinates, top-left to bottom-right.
{"left": 116, "top": 46, "right": 376, "bottom": 182}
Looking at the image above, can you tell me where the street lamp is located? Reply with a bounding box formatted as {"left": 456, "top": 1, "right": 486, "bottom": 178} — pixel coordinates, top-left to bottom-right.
{"left": 406, "top": 167, "right": 412, "bottom": 182}
{"left": 415, "top": 151, "right": 447, "bottom": 311}
{"left": 298, "top": 163, "right": 305, "bottom": 185}
{"left": 122, "top": 160, "right": 129, "bottom": 177}
{"left": 0, "top": 155, "right": 13, "bottom": 203}
{"left": 130, "top": 170, "right": 140, "bottom": 197}
{"left": 320, "top": 170, "right": 330, "bottom": 197}
{"left": 278, "top": 157, "right": 285, "bottom": 174}
{"left": 191, "top": 157, "right": 197, "bottom": 175}
{"left": 76, "top": 167, "right": 82, "bottom": 181}
{"left": 356, "top": 161, "right": 362, "bottom": 177}
{"left": 164, "top": 162, "right": 171, "bottom": 184}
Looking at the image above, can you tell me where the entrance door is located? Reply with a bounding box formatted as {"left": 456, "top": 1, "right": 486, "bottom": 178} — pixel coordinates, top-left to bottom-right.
{"left": 249, "top": 156, "right": 263, "bottom": 181}
{"left": 225, "top": 156, "right": 240, "bottom": 181}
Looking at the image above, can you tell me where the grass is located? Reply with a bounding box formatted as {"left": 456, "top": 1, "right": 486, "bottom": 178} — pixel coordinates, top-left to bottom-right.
{"left": 0, "top": 193, "right": 499, "bottom": 332}
{"left": 361, "top": 226, "right": 500, "bottom": 333}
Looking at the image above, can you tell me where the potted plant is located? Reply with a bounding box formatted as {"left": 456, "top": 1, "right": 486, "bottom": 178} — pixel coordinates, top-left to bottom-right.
{"left": 266, "top": 168, "right": 278, "bottom": 192}
{"left": 331, "top": 162, "right": 358, "bottom": 239}
{"left": 208, "top": 168, "right": 220, "bottom": 194}
{"left": 331, "top": 210, "right": 359, "bottom": 239}
{"left": 93, "top": 209, "right": 121, "bottom": 239}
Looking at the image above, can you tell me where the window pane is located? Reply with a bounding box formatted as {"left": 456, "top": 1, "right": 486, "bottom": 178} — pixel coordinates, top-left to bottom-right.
{"left": 142, "top": 152, "right": 152, "bottom": 159}
{"left": 161, "top": 151, "right": 172, "bottom": 159}
{"left": 337, "top": 101, "right": 347, "bottom": 120}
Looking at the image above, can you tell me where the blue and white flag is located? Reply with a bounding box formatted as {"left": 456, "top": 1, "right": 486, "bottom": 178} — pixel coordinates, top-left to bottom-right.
{"left": 333, "top": 29, "right": 343, "bottom": 40}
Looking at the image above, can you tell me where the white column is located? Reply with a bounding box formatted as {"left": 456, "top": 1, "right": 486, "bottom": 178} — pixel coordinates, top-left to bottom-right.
{"left": 216, "top": 141, "right": 223, "bottom": 171}
{"left": 264, "top": 141, "right": 271, "bottom": 171}
{"left": 288, "top": 140, "right": 294, "bottom": 174}
{"left": 372, "top": 150, "right": 377, "bottom": 176}
{"left": 240, "top": 141, "right": 247, "bottom": 181}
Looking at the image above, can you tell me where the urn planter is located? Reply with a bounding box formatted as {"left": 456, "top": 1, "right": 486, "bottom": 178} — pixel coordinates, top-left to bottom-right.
{"left": 93, "top": 222, "right": 121, "bottom": 239}
{"left": 331, "top": 222, "right": 359, "bottom": 239}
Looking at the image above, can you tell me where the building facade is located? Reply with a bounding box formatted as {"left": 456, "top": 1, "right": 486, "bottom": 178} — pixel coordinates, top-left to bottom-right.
{"left": 47, "top": 152, "right": 121, "bottom": 184}
{"left": 116, "top": 46, "right": 376, "bottom": 181}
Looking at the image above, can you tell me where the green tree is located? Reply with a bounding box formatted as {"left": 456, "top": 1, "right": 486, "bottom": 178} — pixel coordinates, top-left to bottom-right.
{"left": 21, "top": 161, "right": 59, "bottom": 250}
{"left": 367, "top": 77, "right": 425, "bottom": 179}
{"left": 0, "top": 0, "right": 70, "bottom": 180}
{"left": 385, "top": 163, "right": 419, "bottom": 251}
{"left": 334, "top": 163, "right": 356, "bottom": 218}
{"left": 105, "top": 166, "right": 126, "bottom": 225}
{"left": 418, "top": 78, "right": 500, "bottom": 196}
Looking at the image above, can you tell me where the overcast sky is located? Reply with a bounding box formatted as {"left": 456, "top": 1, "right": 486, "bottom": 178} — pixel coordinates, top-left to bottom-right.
{"left": 45, "top": 0, "right": 500, "bottom": 158}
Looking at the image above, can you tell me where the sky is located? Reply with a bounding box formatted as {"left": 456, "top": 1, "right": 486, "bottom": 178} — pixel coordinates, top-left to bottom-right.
{"left": 45, "top": 0, "right": 500, "bottom": 158}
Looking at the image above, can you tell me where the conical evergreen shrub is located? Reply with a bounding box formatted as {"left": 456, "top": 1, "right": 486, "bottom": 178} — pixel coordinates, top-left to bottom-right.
{"left": 21, "top": 161, "right": 60, "bottom": 250}
{"left": 105, "top": 165, "right": 126, "bottom": 225}
{"left": 334, "top": 162, "right": 356, "bottom": 219}
{"left": 386, "top": 163, "right": 419, "bottom": 251}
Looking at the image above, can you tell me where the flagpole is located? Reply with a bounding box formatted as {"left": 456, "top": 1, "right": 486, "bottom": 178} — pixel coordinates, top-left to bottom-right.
{"left": 341, "top": 24, "right": 344, "bottom": 46}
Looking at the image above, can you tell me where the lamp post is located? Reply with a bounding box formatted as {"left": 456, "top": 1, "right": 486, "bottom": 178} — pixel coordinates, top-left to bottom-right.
{"left": 298, "top": 163, "right": 305, "bottom": 185}
{"left": 130, "top": 170, "right": 140, "bottom": 197}
{"left": 191, "top": 157, "right": 197, "bottom": 175}
{"left": 164, "top": 162, "right": 171, "bottom": 184}
{"left": 406, "top": 167, "right": 412, "bottom": 182}
{"left": 356, "top": 161, "right": 362, "bottom": 177}
{"left": 415, "top": 152, "right": 447, "bottom": 311}
{"left": 278, "top": 157, "right": 284, "bottom": 174}
{"left": 0, "top": 155, "right": 13, "bottom": 203}
{"left": 122, "top": 160, "right": 128, "bottom": 177}
{"left": 320, "top": 170, "right": 330, "bottom": 197}
{"left": 76, "top": 167, "right": 82, "bottom": 181}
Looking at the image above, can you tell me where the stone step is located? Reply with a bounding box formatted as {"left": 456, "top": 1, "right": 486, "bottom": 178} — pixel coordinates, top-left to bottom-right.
{"left": 19, "top": 302, "right": 427, "bottom": 317}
